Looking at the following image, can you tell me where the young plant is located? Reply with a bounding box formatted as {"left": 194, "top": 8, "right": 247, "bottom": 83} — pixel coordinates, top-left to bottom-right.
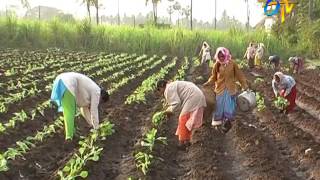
{"left": 254, "top": 78, "right": 264, "bottom": 85}
{"left": 134, "top": 152, "right": 153, "bottom": 175}
{"left": 141, "top": 128, "right": 167, "bottom": 152}
{"left": 0, "top": 155, "right": 8, "bottom": 172}
{"left": 151, "top": 111, "right": 165, "bottom": 127}
{"left": 255, "top": 92, "right": 266, "bottom": 112}
{"left": 273, "top": 96, "right": 289, "bottom": 111}
{"left": 58, "top": 121, "right": 114, "bottom": 179}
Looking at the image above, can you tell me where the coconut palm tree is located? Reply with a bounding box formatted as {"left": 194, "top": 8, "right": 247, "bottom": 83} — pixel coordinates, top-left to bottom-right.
{"left": 167, "top": 5, "right": 174, "bottom": 23}
{"left": 245, "top": 0, "right": 250, "bottom": 30}
{"left": 146, "top": 0, "right": 161, "bottom": 24}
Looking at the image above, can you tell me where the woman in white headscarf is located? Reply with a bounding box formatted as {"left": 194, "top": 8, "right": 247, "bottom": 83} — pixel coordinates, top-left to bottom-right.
{"left": 288, "top": 56, "right": 304, "bottom": 74}
{"left": 199, "top": 41, "right": 212, "bottom": 77}
{"left": 255, "top": 43, "right": 265, "bottom": 69}
{"left": 272, "top": 72, "right": 297, "bottom": 113}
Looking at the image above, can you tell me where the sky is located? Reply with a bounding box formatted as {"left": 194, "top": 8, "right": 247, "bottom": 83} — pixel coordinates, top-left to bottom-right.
{"left": 0, "top": 0, "right": 267, "bottom": 26}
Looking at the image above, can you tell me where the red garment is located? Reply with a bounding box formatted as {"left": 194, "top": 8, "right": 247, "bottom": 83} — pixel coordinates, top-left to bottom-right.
{"left": 280, "top": 85, "right": 297, "bottom": 113}
{"left": 176, "top": 113, "right": 192, "bottom": 142}
{"left": 175, "top": 108, "right": 204, "bottom": 142}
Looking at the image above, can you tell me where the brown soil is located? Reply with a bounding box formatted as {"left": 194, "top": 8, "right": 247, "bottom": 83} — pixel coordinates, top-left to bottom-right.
{"left": 0, "top": 54, "right": 173, "bottom": 180}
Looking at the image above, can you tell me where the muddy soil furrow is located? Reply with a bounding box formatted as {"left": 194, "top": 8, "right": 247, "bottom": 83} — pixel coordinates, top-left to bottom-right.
{"left": 0, "top": 51, "right": 105, "bottom": 85}
{"left": 0, "top": 54, "right": 129, "bottom": 119}
{"left": 296, "top": 96, "right": 320, "bottom": 120}
{"left": 177, "top": 73, "right": 301, "bottom": 180}
{"left": 146, "top": 64, "right": 239, "bottom": 180}
{"left": 287, "top": 108, "right": 320, "bottom": 143}
{"left": 85, "top": 57, "right": 181, "bottom": 180}
{"left": 255, "top": 107, "right": 320, "bottom": 179}
{"left": 175, "top": 65, "right": 234, "bottom": 180}
{"left": 246, "top": 69, "right": 320, "bottom": 179}
{"left": 230, "top": 111, "right": 302, "bottom": 180}
{"left": 0, "top": 58, "right": 147, "bottom": 150}
{"left": 0, "top": 56, "right": 171, "bottom": 180}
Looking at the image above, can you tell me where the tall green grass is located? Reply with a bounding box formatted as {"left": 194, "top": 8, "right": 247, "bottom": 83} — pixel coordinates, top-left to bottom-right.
{"left": 0, "top": 17, "right": 291, "bottom": 58}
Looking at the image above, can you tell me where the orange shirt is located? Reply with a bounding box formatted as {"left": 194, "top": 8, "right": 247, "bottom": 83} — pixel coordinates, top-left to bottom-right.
{"left": 207, "top": 61, "right": 248, "bottom": 95}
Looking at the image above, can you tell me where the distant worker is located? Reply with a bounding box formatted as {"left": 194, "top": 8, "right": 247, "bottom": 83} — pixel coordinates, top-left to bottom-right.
{"left": 272, "top": 72, "right": 297, "bottom": 114}
{"left": 269, "top": 55, "right": 281, "bottom": 71}
{"left": 204, "top": 47, "right": 248, "bottom": 133}
{"left": 156, "top": 80, "right": 206, "bottom": 149}
{"left": 288, "top": 56, "right": 304, "bottom": 74}
{"left": 51, "top": 72, "right": 109, "bottom": 140}
{"left": 0, "top": 69, "right": 4, "bottom": 76}
{"left": 243, "top": 42, "right": 256, "bottom": 69}
{"left": 199, "top": 41, "right": 212, "bottom": 78}
{"left": 254, "top": 43, "right": 265, "bottom": 69}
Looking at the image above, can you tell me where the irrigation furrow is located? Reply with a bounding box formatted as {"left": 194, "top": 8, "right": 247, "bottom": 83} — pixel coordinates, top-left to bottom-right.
{"left": 246, "top": 70, "right": 320, "bottom": 179}
{"left": 0, "top": 53, "right": 141, "bottom": 120}
{"left": 82, "top": 57, "right": 180, "bottom": 180}
{"left": 0, "top": 54, "right": 159, "bottom": 151}
{"left": 0, "top": 55, "right": 169, "bottom": 179}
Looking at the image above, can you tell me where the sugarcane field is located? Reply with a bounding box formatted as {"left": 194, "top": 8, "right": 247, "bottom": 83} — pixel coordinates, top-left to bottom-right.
{"left": 0, "top": 0, "right": 320, "bottom": 179}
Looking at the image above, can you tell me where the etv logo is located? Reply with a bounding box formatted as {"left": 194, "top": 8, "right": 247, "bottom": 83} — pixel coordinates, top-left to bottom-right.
{"left": 258, "top": 0, "right": 298, "bottom": 23}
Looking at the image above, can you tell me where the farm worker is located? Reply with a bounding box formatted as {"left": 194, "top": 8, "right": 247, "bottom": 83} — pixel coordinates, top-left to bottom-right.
{"left": 199, "top": 41, "right": 212, "bottom": 78}
{"left": 243, "top": 42, "right": 256, "bottom": 69}
{"left": 272, "top": 72, "right": 297, "bottom": 113}
{"left": 254, "top": 43, "right": 265, "bottom": 69}
{"left": 288, "top": 56, "right": 304, "bottom": 74}
{"left": 50, "top": 72, "right": 109, "bottom": 140}
{"left": 156, "top": 80, "right": 206, "bottom": 149}
{"left": 204, "top": 47, "right": 248, "bottom": 133}
{"left": 0, "top": 69, "right": 4, "bottom": 76}
{"left": 269, "top": 55, "right": 281, "bottom": 71}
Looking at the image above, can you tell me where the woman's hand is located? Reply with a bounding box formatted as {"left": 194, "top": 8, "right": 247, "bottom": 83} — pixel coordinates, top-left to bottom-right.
{"left": 165, "top": 110, "right": 173, "bottom": 119}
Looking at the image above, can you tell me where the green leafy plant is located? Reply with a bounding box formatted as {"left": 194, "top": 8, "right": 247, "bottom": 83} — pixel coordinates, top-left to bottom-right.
{"left": 255, "top": 92, "right": 266, "bottom": 112}
{"left": 125, "top": 57, "right": 176, "bottom": 105}
{"left": 58, "top": 121, "right": 114, "bottom": 179}
{"left": 141, "top": 128, "right": 167, "bottom": 152}
{"left": 254, "top": 78, "right": 264, "bottom": 84}
{"left": 274, "top": 96, "right": 289, "bottom": 111}
{"left": 151, "top": 111, "right": 165, "bottom": 126}
{"left": 134, "top": 152, "right": 153, "bottom": 175}
{"left": 0, "top": 155, "right": 8, "bottom": 172}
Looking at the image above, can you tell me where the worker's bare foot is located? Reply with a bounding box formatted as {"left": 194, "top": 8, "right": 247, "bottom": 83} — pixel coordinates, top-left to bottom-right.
{"left": 221, "top": 121, "right": 232, "bottom": 133}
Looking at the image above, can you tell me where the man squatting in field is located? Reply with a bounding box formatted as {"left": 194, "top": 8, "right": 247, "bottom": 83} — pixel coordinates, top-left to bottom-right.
{"left": 269, "top": 55, "right": 281, "bottom": 71}
{"left": 288, "top": 56, "right": 304, "bottom": 74}
{"left": 204, "top": 47, "right": 249, "bottom": 133}
{"left": 0, "top": 69, "right": 4, "bottom": 76}
{"left": 156, "top": 80, "right": 206, "bottom": 149}
{"left": 272, "top": 72, "right": 297, "bottom": 114}
{"left": 243, "top": 42, "right": 256, "bottom": 69}
{"left": 51, "top": 72, "right": 109, "bottom": 140}
{"left": 198, "top": 41, "right": 212, "bottom": 78}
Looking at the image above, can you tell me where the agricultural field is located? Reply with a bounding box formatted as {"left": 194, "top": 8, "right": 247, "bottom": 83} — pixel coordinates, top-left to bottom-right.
{"left": 0, "top": 49, "right": 319, "bottom": 180}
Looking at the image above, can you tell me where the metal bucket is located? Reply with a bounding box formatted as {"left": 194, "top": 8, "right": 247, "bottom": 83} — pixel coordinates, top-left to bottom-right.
{"left": 237, "top": 90, "right": 256, "bottom": 112}
{"left": 199, "top": 85, "right": 216, "bottom": 107}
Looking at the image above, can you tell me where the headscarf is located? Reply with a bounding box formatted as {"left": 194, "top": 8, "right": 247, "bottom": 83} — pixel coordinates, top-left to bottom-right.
{"left": 214, "top": 47, "right": 232, "bottom": 65}
{"left": 259, "top": 43, "right": 265, "bottom": 48}
{"left": 288, "top": 57, "right": 294, "bottom": 62}
{"left": 274, "top": 72, "right": 285, "bottom": 83}
{"left": 203, "top": 41, "right": 209, "bottom": 48}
